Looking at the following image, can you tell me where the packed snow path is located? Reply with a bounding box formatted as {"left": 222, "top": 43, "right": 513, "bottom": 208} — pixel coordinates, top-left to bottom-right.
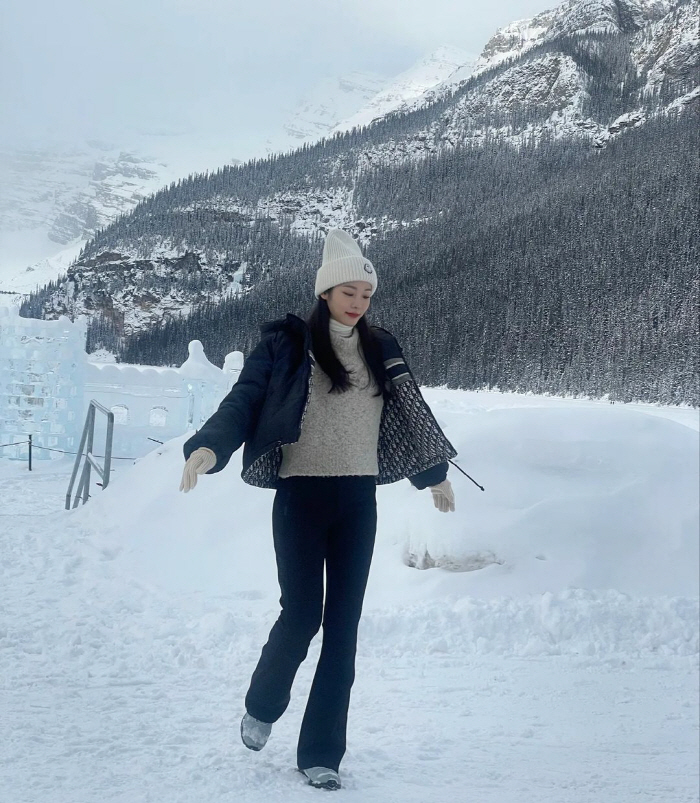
{"left": 1, "top": 391, "right": 698, "bottom": 803}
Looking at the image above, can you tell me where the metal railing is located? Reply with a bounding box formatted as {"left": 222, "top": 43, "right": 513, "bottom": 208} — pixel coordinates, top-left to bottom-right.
{"left": 65, "top": 400, "right": 115, "bottom": 510}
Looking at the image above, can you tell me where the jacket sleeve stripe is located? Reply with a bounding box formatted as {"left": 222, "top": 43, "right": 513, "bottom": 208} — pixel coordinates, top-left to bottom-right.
{"left": 385, "top": 358, "right": 411, "bottom": 385}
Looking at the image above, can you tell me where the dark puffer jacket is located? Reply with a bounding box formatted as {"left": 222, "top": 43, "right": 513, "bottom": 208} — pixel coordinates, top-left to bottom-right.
{"left": 183, "top": 313, "right": 457, "bottom": 490}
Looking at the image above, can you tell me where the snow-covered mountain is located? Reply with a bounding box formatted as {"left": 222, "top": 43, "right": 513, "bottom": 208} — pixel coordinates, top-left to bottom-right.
{"left": 475, "top": 0, "right": 677, "bottom": 65}
{"left": 543, "top": 0, "right": 677, "bottom": 38}
{"left": 8, "top": 1, "right": 691, "bottom": 299}
{"left": 14, "top": 0, "right": 700, "bottom": 359}
{"left": 355, "top": 0, "right": 698, "bottom": 164}
{"left": 0, "top": 54, "right": 476, "bottom": 295}
{"left": 340, "top": 0, "right": 691, "bottom": 137}
{"left": 330, "top": 46, "right": 479, "bottom": 134}
{"left": 401, "top": 0, "right": 683, "bottom": 113}
{"left": 0, "top": 136, "right": 249, "bottom": 295}
{"left": 263, "top": 71, "right": 388, "bottom": 153}
{"left": 0, "top": 142, "right": 161, "bottom": 292}
{"left": 631, "top": 0, "right": 700, "bottom": 94}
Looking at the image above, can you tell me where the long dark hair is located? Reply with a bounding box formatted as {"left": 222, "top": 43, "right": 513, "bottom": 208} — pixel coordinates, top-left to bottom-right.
{"left": 306, "top": 294, "right": 388, "bottom": 400}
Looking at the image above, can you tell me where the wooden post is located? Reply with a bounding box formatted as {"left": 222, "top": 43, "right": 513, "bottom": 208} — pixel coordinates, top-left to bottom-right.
{"left": 28, "top": 434, "right": 32, "bottom": 471}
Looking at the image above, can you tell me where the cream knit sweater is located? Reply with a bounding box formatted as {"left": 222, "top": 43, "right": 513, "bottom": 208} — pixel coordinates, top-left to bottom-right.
{"left": 278, "top": 318, "right": 384, "bottom": 478}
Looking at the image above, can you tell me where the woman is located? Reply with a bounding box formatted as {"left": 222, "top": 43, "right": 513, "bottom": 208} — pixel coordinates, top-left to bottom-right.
{"left": 179, "top": 229, "right": 457, "bottom": 791}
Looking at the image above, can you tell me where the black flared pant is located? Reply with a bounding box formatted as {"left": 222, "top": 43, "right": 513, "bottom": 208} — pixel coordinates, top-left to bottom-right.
{"left": 244, "top": 475, "right": 377, "bottom": 772}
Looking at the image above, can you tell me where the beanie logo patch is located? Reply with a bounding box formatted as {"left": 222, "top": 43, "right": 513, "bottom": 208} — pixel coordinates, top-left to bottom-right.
{"left": 363, "top": 262, "right": 373, "bottom": 274}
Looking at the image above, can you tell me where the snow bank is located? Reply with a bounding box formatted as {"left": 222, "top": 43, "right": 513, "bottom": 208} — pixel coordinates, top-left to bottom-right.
{"left": 72, "top": 391, "right": 699, "bottom": 659}
{"left": 2, "top": 390, "right": 697, "bottom": 803}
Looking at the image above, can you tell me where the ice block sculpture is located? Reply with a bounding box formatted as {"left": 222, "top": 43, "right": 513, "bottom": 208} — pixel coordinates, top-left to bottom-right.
{"left": 178, "top": 340, "right": 230, "bottom": 430}
{"left": 223, "top": 351, "right": 244, "bottom": 391}
{"left": 0, "top": 307, "right": 242, "bottom": 465}
{"left": 83, "top": 340, "right": 233, "bottom": 460}
{"left": 85, "top": 362, "right": 192, "bottom": 461}
{"left": 0, "top": 307, "right": 87, "bottom": 460}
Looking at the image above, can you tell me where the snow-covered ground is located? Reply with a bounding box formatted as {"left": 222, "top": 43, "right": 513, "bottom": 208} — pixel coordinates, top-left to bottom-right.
{"left": 1, "top": 390, "right": 698, "bottom": 803}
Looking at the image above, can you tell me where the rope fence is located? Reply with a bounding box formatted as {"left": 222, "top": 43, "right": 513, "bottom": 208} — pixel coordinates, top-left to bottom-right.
{"left": 1, "top": 439, "right": 161, "bottom": 459}
{"left": 32, "top": 445, "right": 138, "bottom": 460}
{"left": 0, "top": 436, "right": 142, "bottom": 469}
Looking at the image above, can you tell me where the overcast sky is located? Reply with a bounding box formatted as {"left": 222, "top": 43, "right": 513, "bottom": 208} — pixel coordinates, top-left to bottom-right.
{"left": 1, "top": 0, "right": 556, "bottom": 153}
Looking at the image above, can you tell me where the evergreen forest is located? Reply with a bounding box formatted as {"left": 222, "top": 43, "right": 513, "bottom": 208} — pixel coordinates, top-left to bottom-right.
{"left": 106, "top": 111, "right": 699, "bottom": 405}
{"left": 20, "top": 21, "right": 699, "bottom": 406}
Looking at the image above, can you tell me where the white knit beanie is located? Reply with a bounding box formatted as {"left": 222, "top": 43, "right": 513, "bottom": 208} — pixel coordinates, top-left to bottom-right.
{"left": 314, "top": 229, "right": 377, "bottom": 298}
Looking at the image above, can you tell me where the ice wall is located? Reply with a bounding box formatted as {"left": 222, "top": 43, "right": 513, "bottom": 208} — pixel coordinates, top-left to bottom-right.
{"left": 85, "top": 342, "right": 243, "bottom": 460}
{"left": 0, "top": 308, "right": 244, "bottom": 463}
{"left": 0, "top": 307, "right": 87, "bottom": 460}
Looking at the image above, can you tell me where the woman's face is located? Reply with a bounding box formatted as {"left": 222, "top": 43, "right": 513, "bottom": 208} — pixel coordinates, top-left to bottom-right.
{"left": 321, "top": 282, "right": 373, "bottom": 325}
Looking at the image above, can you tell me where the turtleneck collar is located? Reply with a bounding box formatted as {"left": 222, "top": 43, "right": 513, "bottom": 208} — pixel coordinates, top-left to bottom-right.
{"left": 329, "top": 317, "right": 356, "bottom": 339}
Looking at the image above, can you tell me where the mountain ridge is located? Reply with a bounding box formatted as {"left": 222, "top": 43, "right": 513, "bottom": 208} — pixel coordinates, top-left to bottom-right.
{"left": 18, "top": 0, "right": 699, "bottom": 405}
{"left": 25, "top": 0, "right": 697, "bottom": 330}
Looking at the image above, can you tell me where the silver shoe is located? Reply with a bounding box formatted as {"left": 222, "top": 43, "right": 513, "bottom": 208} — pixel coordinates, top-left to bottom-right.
{"left": 240, "top": 712, "right": 272, "bottom": 751}
{"left": 300, "top": 767, "right": 341, "bottom": 790}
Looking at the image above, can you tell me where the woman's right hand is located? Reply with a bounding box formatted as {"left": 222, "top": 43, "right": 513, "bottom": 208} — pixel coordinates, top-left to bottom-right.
{"left": 179, "top": 448, "right": 217, "bottom": 493}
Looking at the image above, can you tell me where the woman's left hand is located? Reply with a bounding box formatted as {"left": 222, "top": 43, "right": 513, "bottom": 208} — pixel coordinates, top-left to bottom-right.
{"left": 430, "top": 479, "right": 455, "bottom": 513}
